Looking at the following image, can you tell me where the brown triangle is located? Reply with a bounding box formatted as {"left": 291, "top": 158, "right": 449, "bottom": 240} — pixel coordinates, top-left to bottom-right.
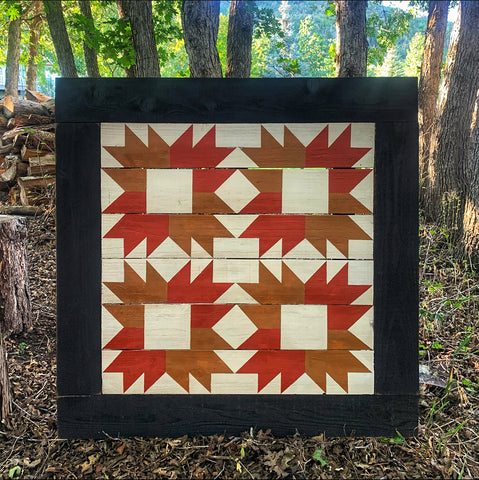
{"left": 103, "top": 304, "right": 144, "bottom": 328}
{"left": 242, "top": 126, "right": 305, "bottom": 168}
{"left": 305, "top": 215, "right": 371, "bottom": 257}
{"left": 329, "top": 193, "right": 372, "bottom": 214}
{"left": 103, "top": 168, "right": 146, "bottom": 192}
{"left": 166, "top": 351, "right": 232, "bottom": 392}
{"left": 191, "top": 329, "right": 232, "bottom": 350}
{"left": 327, "top": 330, "right": 371, "bottom": 350}
{"left": 104, "top": 125, "right": 169, "bottom": 168}
{"left": 240, "top": 305, "right": 281, "bottom": 329}
{"left": 305, "top": 350, "right": 371, "bottom": 392}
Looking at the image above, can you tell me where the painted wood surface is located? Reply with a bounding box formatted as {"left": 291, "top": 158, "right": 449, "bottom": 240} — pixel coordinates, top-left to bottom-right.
{"left": 101, "top": 122, "right": 375, "bottom": 395}
{"left": 56, "top": 78, "right": 418, "bottom": 438}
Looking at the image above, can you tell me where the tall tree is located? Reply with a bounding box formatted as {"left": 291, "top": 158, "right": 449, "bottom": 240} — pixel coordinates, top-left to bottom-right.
{"left": 26, "top": 1, "right": 44, "bottom": 90}
{"left": 127, "top": 0, "right": 160, "bottom": 77}
{"left": 78, "top": 0, "right": 100, "bottom": 78}
{"left": 462, "top": 94, "right": 479, "bottom": 266}
{"left": 5, "top": 4, "right": 22, "bottom": 96}
{"left": 225, "top": 0, "right": 254, "bottom": 78}
{"left": 418, "top": 1, "right": 449, "bottom": 208}
{"left": 116, "top": 0, "right": 137, "bottom": 77}
{"left": 335, "top": 0, "right": 368, "bottom": 77}
{"left": 425, "top": 2, "right": 479, "bottom": 228}
{"left": 181, "top": 0, "right": 223, "bottom": 77}
{"left": 43, "top": 0, "right": 78, "bottom": 77}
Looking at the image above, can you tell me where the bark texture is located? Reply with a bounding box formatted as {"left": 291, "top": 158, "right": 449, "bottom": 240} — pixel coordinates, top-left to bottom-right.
{"left": 418, "top": 1, "right": 449, "bottom": 208}
{"left": 0, "top": 216, "right": 32, "bottom": 335}
{"left": 225, "top": 0, "right": 254, "bottom": 78}
{"left": 116, "top": 0, "right": 138, "bottom": 77}
{"left": 26, "top": 2, "right": 44, "bottom": 90}
{"left": 425, "top": 2, "right": 479, "bottom": 227}
{"left": 5, "top": 15, "right": 22, "bottom": 97}
{"left": 43, "top": 0, "right": 78, "bottom": 77}
{"left": 78, "top": 0, "right": 101, "bottom": 78}
{"left": 128, "top": 0, "right": 160, "bottom": 77}
{"left": 0, "top": 329, "right": 12, "bottom": 422}
{"left": 335, "top": 0, "right": 368, "bottom": 77}
{"left": 181, "top": 0, "right": 223, "bottom": 78}
{"left": 462, "top": 95, "right": 479, "bottom": 267}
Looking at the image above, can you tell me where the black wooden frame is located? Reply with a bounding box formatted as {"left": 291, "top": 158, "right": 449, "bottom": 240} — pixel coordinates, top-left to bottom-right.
{"left": 56, "top": 78, "right": 418, "bottom": 439}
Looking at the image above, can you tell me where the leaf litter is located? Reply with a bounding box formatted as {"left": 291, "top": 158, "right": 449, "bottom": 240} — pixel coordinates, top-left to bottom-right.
{"left": 0, "top": 210, "right": 478, "bottom": 479}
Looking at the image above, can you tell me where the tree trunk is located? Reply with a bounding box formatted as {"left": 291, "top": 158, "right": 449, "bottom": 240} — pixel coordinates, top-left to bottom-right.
{"left": 181, "top": 0, "right": 223, "bottom": 78}
{"left": 0, "top": 328, "right": 12, "bottom": 423}
{"left": 225, "top": 0, "right": 254, "bottom": 78}
{"left": 425, "top": 2, "right": 479, "bottom": 229}
{"left": 43, "top": 0, "right": 78, "bottom": 77}
{"left": 78, "top": 0, "right": 101, "bottom": 78}
{"left": 462, "top": 94, "right": 479, "bottom": 267}
{"left": 116, "top": 0, "right": 138, "bottom": 78}
{"left": 418, "top": 1, "right": 449, "bottom": 210}
{"left": 0, "top": 216, "right": 32, "bottom": 335}
{"left": 26, "top": 1, "right": 43, "bottom": 91}
{"left": 5, "top": 15, "right": 22, "bottom": 97}
{"left": 335, "top": 0, "right": 368, "bottom": 77}
{"left": 127, "top": 0, "right": 160, "bottom": 77}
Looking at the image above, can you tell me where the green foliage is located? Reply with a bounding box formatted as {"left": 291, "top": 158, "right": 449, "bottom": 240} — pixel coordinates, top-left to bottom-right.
{"left": 404, "top": 31, "right": 424, "bottom": 77}
{"left": 367, "top": 3, "right": 414, "bottom": 67}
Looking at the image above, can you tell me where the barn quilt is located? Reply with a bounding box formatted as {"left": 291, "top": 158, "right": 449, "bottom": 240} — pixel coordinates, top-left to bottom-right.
{"left": 100, "top": 122, "right": 375, "bottom": 395}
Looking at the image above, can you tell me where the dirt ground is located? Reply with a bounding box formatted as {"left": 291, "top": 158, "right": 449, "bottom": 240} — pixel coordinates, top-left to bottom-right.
{"left": 0, "top": 211, "right": 478, "bottom": 479}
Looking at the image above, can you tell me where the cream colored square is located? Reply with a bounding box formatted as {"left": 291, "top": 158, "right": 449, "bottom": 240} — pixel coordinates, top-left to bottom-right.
{"left": 281, "top": 305, "right": 327, "bottom": 349}
{"left": 282, "top": 169, "right": 328, "bottom": 213}
{"left": 213, "top": 259, "right": 259, "bottom": 283}
{"left": 211, "top": 374, "right": 258, "bottom": 394}
{"left": 213, "top": 238, "right": 259, "bottom": 259}
{"left": 144, "top": 304, "right": 190, "bottom": 349}
{"left": 215, "top": 124, "right": 261, "bottom": 147}
{"left": 147, "top": 170, "right": 192, "bottom": 213}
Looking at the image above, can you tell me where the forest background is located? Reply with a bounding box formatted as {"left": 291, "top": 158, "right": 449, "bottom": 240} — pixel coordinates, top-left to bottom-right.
{"left": 1, "top": 1, "right": 479, "bottom": 479}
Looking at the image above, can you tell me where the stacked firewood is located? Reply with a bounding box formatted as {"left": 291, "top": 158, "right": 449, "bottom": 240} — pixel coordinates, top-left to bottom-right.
{"left": 0, "top": 89, "right": 55, "bottom": 210}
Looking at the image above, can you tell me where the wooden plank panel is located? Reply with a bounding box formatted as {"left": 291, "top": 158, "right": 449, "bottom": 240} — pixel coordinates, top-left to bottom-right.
{"left": 101, "top": 168, "right": 373, "bottom": 215}
{"left": 57, "top": 123, "right": 102, "bottom": 396}
{"left": 101, "top": 214, "right": 373, "bottom": 259}
{"left": 57, "top": 394, "right": 418, "bottom": 439}
{"left": 101, "top": 259, "right": 373, "bottom": 305}
{"left": 56, "top": 78, "right": 418, "bottom": 124}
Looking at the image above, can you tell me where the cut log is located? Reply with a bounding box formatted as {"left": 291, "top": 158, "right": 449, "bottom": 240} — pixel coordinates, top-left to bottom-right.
{"left": 41, "top": 98, "right": 55, "bottom": 118}
{"left": 0, "top": 155, "right": 22, "bottom": 184}
{"left": 0, "top": 114, "right": 7, "bottom": 129}
{"left": 3, "top": 95, "right": 50, "bottom": 119}
{"left": 18, "top": 175, "right": 55, "bottom": 206}
{"left": 0, "top": 144, "right": 13, "bottom": 155}
{"left": 7, "top": 114, "right": 54, "bottom": 128}
{"left": 24, "top": 129, "right": 55, "bottom": 152}
{"left": 0, "top": 205, "right": 43, "bottom": 216}
{"left": 25, "top": 89, "right": 53, "bottom": 103}
{"left": 0, "top": 215, "right": 32, "bottom": 334}
{"left": 28, "top": 154, "right": 56, "bottom": 176}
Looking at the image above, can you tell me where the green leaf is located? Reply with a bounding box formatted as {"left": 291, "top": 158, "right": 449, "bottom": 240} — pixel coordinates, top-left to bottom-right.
{"left": 9, "top": 466, "right": 22, "bottom": 479}
{"left": 312, "top": 449, "right": 328, "bottom": 466}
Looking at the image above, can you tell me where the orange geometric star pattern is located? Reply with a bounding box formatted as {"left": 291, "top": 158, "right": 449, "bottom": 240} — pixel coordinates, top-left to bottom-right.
{"left": 101, "top": 123, "right": 375, "bottom": 395}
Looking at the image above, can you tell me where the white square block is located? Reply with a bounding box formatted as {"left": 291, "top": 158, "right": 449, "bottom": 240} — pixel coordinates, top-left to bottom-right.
{"left": 281, "top": 305, "right": 327, "bottom": 349}
{"left": 282, "top": 169, "right": 328, "bottom": 213}
{"left": 144, "top": 304, "right": 190, "bottom": 349}
{"left": 213, "top": 259, "right": 259, "bottom": 283}
{"left": 213, "top": 237, "right": 259, "bottom": 258}
{"left": 147, "top": 170, "right": 192, "bottom": 213}
{"left": 215, "top": 124, "right": 261, "bottom": 147}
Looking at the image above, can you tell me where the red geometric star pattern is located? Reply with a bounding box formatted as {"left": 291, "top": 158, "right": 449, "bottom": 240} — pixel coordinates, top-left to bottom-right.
{"left": 101, "top": 123, "right": 375, "bottom": 395}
